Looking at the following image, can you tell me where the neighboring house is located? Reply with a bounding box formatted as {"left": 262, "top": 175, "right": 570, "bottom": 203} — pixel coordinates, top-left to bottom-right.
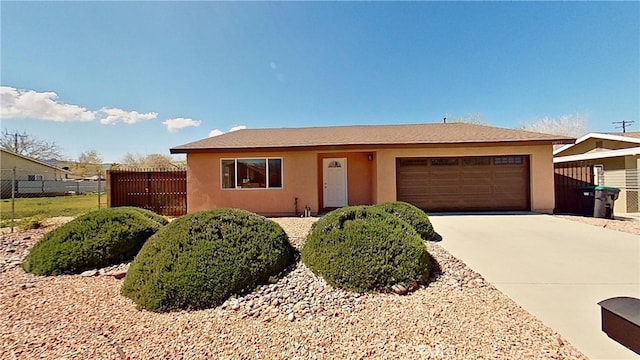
{"left": 171, "top": 123, "right": 573, "bottom": 216}
{"left": 0, "top": 149, "right": 70, "bottom": 181}
{"left": 0, "top": 149, "right": 71, "bottom": 198}
{"left": 553, "top": 132, "right": 640, "bottom": 214}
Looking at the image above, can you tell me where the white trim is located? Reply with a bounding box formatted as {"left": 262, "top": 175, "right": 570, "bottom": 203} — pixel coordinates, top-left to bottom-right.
{"left": 553, "top": 147, "right": 640, "bottom": 163}
{"left": 553, "top": 132, "right": 640, "bottom": 156}
{"left": 220, "top": 157, "right": 283, "bottom": 190}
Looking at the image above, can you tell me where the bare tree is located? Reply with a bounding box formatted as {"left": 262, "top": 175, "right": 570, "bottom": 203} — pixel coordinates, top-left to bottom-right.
{"left": 118, "top": 153, "right": 183, "bottom": 169}
{"left": 521, "top": 114, "right": 588, "bottom": 137}
{"left": 446, "top": 113, "right": 488, "bottom": 125}
{"left": 0, "top": 129, "right": 63, "bottom": 160}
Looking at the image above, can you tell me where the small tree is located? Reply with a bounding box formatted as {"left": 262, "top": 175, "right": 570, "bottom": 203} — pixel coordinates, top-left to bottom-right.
{"left": 76, "top": 150, "right": 103, "bottom": 177}
{"left": 119, "top": 153, "right": 183, "bottom": 169}
{"left": 0, "top": 129, "right": 63, "bottom": 160}
{"left": 521, "top": 114, "right": 588, "bottom": 137}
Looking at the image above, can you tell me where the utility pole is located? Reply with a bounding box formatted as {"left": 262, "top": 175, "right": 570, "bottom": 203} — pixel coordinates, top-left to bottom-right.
{"left": 612, "top": 120, "right": 635, "bottom": 133}
{"left": 3, "top": 130, "right": 27, "bottom": 153}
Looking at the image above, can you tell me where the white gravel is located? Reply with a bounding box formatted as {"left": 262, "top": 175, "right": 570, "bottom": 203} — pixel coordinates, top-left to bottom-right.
{"left": 0, "top": 216, "right": 587, "bottom": 359}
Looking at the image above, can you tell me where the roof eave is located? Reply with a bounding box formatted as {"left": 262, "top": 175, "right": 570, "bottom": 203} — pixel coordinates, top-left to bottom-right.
{"left": 554, "top": 147, "right": 640, "bottom": 163}
{"left": 554, "top": 132, "right": 640, "bottom": 156}
{"left": 171, "top": 139, "right": 567, "bottom": 154}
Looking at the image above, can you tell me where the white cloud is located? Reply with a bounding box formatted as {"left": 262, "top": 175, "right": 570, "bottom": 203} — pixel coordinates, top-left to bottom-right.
{"left": 208, "top": 129, "right": 224, "bottom": 137}
{"left": 162, "top": 117, "right": 202, "bottom": 133}
{"left": 208, "top": 125, "right": 247, "bottom": 137}
{"left": 99, "top": 107, "right": 158, "bottom": 125}
{"left": 229, "top": 125, "right": 247, "bottom": 132}
{"left": 270, "top": 62, "right": 277, "bottom": 70}
{"left": 0, "top": 86, "right": 96, "bottom": 122}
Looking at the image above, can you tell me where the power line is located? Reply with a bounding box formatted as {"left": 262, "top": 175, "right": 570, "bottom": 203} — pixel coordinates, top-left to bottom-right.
{"left": 612, "top": 120, "right": 635, "bottom": 133}
{"left": 3, "top": 130, "right": 28, "bottom": 152}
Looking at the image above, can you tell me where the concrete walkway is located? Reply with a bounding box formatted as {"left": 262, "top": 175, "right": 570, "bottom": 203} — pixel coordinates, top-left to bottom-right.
{"left": 429, "top": 213, "right": 639, "bottom": 360}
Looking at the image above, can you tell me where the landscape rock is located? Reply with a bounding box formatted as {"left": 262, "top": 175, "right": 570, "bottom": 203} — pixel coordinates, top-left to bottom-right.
{"left": 80, "top": 269, "right": 99, "bottom": 277}
{"left": 391, "top": 284, "right": 408, "bottom": 295}
{"left": 0, "top": 215, "right": 628, "bottom": 359}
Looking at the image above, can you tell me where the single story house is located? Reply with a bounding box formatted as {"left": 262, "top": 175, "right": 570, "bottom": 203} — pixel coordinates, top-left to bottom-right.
{"left": 0, "top": 149, "right": 71, "bottom": 198}
{"left": 170, "top": 123, "right": 573, "bottom": 216}
{"left": 554, "top": 132, "right": 640, "bottom": 214}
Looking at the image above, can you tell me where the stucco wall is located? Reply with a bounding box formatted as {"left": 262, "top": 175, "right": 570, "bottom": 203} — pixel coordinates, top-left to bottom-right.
{"left": 186, "top": 151, "right": 319, "bottom": 216}
{"left": 185, "top": 143, "right": 557, "bottom": 215}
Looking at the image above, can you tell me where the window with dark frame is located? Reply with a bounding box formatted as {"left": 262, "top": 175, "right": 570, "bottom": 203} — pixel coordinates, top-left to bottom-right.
{"left": 430, "top": 158, "right": 458, "bottom": 166}
{"left": 494, "top": 156, "right": 523, "bottom": 165}
{"left": 221, "top": 158, "right": 282, "bottom": 189}
{"left": 462, "top": 157, "right": 491, "bottom": 166}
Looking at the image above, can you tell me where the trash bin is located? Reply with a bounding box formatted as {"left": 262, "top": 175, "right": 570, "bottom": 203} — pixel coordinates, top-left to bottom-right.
{"left": 594, "top": 186, "right": 620, "bottom": 219}
{"left": 579, "top": 186, "right": 596, "bottom": 217}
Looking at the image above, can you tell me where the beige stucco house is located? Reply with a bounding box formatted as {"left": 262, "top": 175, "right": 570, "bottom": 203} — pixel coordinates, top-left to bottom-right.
{"left": 0, "top": 149, "right": 71, "bottom": 198}
{"left": 171, "top": 123, "right": 573, "bottom": 216}
{"left": 554, "top": 132, "right": 640, "bottom": 214}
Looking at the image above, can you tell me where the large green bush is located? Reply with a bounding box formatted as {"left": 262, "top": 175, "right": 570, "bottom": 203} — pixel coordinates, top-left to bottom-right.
{"left": 121, "top": 208, "right": 295, "bottom": 312}
{"left": 115, "top": 206, "right": 169, "bottom": 226}
{"left": 373, "top": 201, "right": 436, "bottom": 241}
{"left": 22, "top": 208, "right": 164, "bottom": 275}
{"left": 301, "top": 206, "right": 431, "bottom": 293}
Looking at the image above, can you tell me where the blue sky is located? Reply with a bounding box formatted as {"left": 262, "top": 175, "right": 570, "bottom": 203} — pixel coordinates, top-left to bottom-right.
{"left": 1, "top": 1, "right": 638, "bottom": 163}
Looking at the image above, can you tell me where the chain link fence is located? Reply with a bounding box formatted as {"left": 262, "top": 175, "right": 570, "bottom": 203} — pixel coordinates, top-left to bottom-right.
{"left": 1, "top": 167, "right": 106, "bottom": 233}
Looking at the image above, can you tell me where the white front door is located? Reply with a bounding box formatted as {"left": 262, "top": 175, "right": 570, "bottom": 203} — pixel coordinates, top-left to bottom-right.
{"left": 323, "top": 158, "right": 348, "bottom": 208}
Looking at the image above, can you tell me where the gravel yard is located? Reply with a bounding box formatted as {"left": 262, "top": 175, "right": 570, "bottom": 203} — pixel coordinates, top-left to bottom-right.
{"left": 0, "top": 216, "right": 588, "bottom": 359}
{"left": 555, "top": 214, "right": 640, "bottom": 236}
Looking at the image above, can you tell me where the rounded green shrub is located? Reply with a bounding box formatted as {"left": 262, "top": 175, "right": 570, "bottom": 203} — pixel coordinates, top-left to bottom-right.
{"left": 373, "top": 201, "right": 436, "bottom": 241}
{"left": 22, "top": 208, "right": 164, "bottom": 276}
{"left": 115, "top": 206, "right": 169, "bottom": 226}
{"left": 301, "top": 206, "right": 431, "bottom": 293}
{"left": 121, "top": 208, "right": 295, "bottom": 312}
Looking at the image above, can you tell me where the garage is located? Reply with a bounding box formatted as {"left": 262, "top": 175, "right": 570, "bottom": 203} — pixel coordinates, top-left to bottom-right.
{"left": 396, "top": 156, "right": 530, "bottom": 211}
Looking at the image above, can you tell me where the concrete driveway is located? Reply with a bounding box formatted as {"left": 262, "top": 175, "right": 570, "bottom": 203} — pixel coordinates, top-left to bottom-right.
{"left": 429, "top": 213, "right": 639, "bottom": 360}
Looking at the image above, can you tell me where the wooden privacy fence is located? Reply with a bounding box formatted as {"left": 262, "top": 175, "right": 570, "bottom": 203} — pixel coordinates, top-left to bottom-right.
{"left": 554, "top": 162, "right": 594, "bottom": 215}
{"left": 107, "top": 169, "right": 187, "bottom": 216}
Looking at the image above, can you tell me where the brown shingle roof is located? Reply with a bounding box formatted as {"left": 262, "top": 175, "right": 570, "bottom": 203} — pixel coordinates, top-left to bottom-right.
{"left": 170, "top": 123, "right": 574, "bottom": 153}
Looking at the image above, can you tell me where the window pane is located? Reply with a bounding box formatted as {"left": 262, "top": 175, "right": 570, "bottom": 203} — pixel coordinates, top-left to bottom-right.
{"left": 494, "top": 156, "right": 523, "bottom": 165}
{"left": 237, "top": 159, "right": 266, "bottom": 188}
{"left": 462, "top": 157, "right": 491, "bottom": 166}
{"left": 221, "top": 160, "right": 235, "bottom": 189}
{"left": 268, "top": 159, "right": 282, "bottom": 188}
{"left": 431, "top": 158, "right": 458, "bottom": 166}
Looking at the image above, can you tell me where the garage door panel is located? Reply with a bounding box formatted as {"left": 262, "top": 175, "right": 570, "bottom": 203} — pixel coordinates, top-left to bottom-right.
{"left": 396, "top": 156, "right": 529, "bottom": 211}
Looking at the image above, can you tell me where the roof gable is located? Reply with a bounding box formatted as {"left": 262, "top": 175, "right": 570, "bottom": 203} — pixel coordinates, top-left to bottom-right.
{"left": 554, "top": 132, "right": 640, "bottom": 157}
{"left": 0, "top": 149, "right": 70, "bottom": 173}
{"left": 171, "top": 123, "right": 573, "bottom": 153}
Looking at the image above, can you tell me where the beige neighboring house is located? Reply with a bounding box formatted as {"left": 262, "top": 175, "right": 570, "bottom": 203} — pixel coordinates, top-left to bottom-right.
{"left": 171, "top": 123, "right": 572, "bottom": 216}
{"left": 0, "top": 149, "right": 71, "bottom": 198}
{"left": 553, "top": 132, "right": 640, "bottom": 214}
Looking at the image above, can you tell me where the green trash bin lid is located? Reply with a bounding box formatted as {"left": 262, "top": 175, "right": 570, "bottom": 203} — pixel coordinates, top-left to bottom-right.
{"left": 594, "top": 185, "right": 620, "bottom": 192}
